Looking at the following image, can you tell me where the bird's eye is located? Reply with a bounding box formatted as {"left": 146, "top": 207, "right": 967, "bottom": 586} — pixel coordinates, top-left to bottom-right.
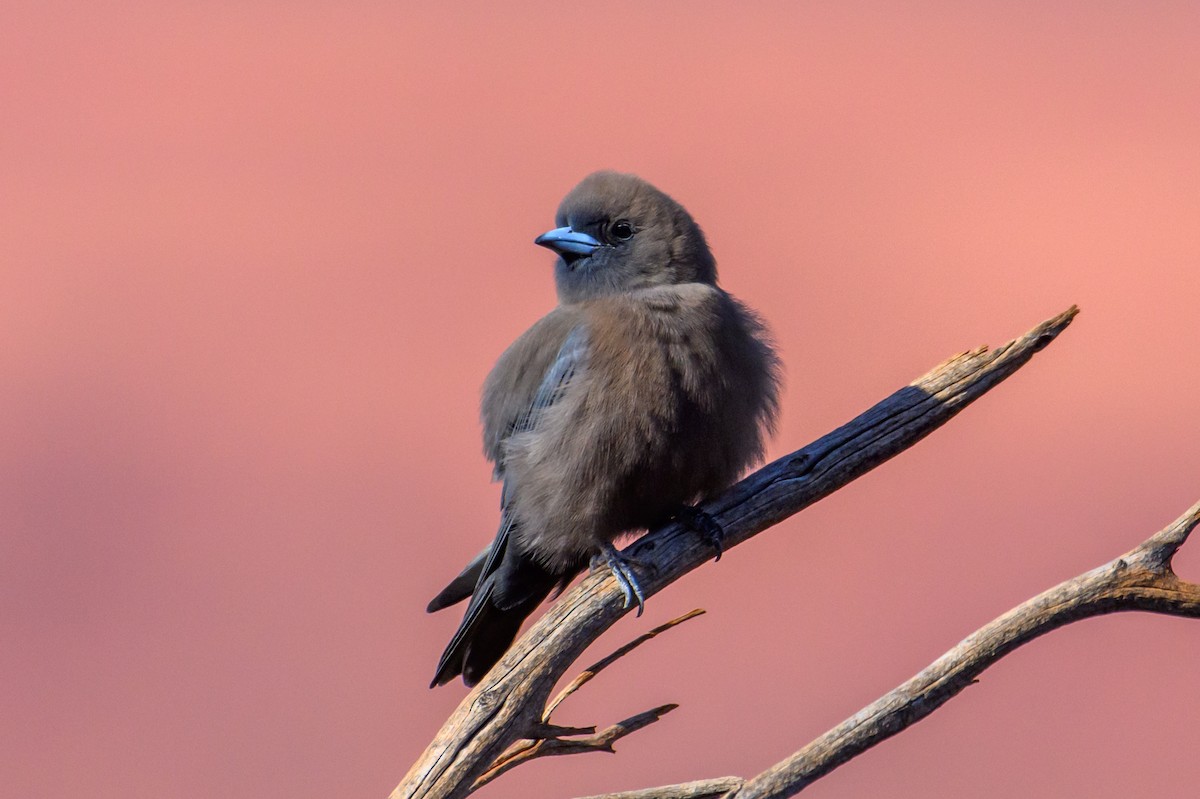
{"left": 610, "top": 220, "right": 634, "bottom": 241}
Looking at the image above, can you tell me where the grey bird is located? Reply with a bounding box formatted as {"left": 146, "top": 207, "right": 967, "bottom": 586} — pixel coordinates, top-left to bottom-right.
{"left": 427, "top": 171, "right": 781, "bottom": 687}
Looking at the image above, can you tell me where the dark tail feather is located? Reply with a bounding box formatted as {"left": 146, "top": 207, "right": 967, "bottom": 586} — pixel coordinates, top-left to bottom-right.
{"left": 430, "top": 592, "right": 545, "bottom": 687}
{"left": 426, "top": 546, "right": 490, "bottom": 613}
{"left": 430, "top": 545, "right": 560, "bottom": 688}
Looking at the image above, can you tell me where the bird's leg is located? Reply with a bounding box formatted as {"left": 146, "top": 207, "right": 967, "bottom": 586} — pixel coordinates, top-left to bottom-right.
{"left": 591, "top": 542, "right": 648, "bottom": 617}
{"left": 671, "top": 504, "right": 725, "bottom": 561}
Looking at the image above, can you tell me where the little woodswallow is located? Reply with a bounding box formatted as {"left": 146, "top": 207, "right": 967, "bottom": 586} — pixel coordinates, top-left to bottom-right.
{"left": 428, "top": 171, "right": 780, "bottom": 687}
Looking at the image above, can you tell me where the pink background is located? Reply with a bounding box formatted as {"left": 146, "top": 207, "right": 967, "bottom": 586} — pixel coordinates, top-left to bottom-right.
{"left": 4, "top": 2, "right": 1199, "bottom": 797}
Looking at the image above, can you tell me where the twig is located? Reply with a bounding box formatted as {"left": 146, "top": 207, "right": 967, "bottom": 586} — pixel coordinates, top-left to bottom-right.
{"left": 546, "top": 609, "right": 707, "bottom": 718}
{"left": 474, "top": 705, "right": 679, "bottom": 789}
{"left": 575, "top": 777, "right": 746, "bottom": 799}
{"left": 392, "top": 307, "right": 1077, "bottom": 799}
{"left": 470, "top": 610, "right": 707, "bottom": 790}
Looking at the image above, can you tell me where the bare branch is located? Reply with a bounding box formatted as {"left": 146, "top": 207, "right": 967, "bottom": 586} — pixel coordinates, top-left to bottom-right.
{"left": 471, "top": 610, "right": 707, "bottom": 790}
{"left": 726, "top": 500, "right": 1200, "bottom": 799}
{"left": 473, "top": 704, "right": 679, "bottom": 790}
{"left": 576, "top": 777, "right": 746, "bottom": 799}
{"left": 392, "top": 307, "right": 1077, "bottom": 799}
{"left": 546, "top": 609, "right": 707, "bottom": 718}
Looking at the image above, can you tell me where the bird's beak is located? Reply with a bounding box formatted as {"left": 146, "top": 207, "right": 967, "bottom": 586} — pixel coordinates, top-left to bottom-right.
{"left": 534, "top": 226, "right": 602, "bottom": 257}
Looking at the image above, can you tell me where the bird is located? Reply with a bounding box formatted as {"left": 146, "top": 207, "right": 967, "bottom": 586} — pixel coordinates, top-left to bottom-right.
{"left": 427, "top": 171, "right": 781, "bottom": 687}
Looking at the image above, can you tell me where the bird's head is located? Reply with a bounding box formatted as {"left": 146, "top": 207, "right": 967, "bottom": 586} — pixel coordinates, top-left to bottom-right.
{"left": 535, "top": 171, "right": 717, "bottom": 303}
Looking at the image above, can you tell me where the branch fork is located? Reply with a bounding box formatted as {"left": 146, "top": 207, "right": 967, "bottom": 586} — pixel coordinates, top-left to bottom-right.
{"left": 471, "top": 610, "right": 705, "bottom": 790}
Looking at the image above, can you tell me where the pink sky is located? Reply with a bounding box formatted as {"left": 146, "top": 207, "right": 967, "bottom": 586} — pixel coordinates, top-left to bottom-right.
{"left": 3, "top": 3, "right": 1199, "bottom": 797}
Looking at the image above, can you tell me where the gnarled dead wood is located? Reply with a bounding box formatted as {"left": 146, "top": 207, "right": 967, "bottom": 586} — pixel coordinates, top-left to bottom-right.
{"left": 393, "top": 307, "right": 1077, "bottom": 799}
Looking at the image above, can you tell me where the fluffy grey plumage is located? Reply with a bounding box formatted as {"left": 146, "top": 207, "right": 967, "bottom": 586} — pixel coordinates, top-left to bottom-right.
{"left": 428, "top": 171, "right": 781, "bottom": 687}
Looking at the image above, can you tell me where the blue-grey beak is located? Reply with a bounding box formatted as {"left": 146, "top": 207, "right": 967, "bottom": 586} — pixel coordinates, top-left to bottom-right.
{"left": 534, "top": 226, "right": 602, "bottom": 257}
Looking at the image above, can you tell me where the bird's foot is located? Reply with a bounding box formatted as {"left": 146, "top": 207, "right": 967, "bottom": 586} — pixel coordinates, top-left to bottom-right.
{"left": 672, "top": 504, "right": 725, "bottom": 561}
{"left": 591, "top": 542, "right": 648, "bottom": 617}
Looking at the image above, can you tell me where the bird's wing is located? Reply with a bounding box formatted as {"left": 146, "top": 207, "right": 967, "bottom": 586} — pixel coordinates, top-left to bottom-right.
{"left": 485, "top": 323, "right": 588, "bottom": 576}
{"left": 514, "top": 324, "right": 588, "bottom": 432}
{"left": 430, "top": 325, "right": 589, "bottom": 685}
{"left": 429, "top": 323, "right": 588, "bottom": 615}
{"left": 480, "top": 308, "right": 584, "bottom": 477}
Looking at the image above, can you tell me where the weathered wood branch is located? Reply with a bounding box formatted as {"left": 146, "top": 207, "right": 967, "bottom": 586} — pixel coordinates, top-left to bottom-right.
{"left": 474, "top": 703, "right": 679, "bottom": 791}
{"left": 544, "top": 609, "right": 707, "bottom": 720}
{"left": 577, "top": 500, "right": 1200, "bottom": 799}
{"left": 472, "top": 610, "right": 706, "bottom": 791}
{"left": 577, "top": 778, "right": 746, "bottom": 799}
{"left": 393, "top": 307, "right": 1078, "bottom": 799}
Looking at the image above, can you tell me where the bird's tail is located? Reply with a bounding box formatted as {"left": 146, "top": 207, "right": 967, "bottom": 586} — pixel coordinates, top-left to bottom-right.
{"left": 429, "top": 527, "right": 564, "bottom": 687}
{"left": 429, "top": 589, "right": 548, "bottom": 687}
{"left": 426, "top": 546, "right": 488, "bottom": 613}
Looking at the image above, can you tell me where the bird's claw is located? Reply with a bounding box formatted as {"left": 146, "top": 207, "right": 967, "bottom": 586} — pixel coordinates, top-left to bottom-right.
{"left": 592, "top": 543, "right": 648, "bottom": 616}
{"left": 673, "top": 504, "right": 725, "bottom": 561}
